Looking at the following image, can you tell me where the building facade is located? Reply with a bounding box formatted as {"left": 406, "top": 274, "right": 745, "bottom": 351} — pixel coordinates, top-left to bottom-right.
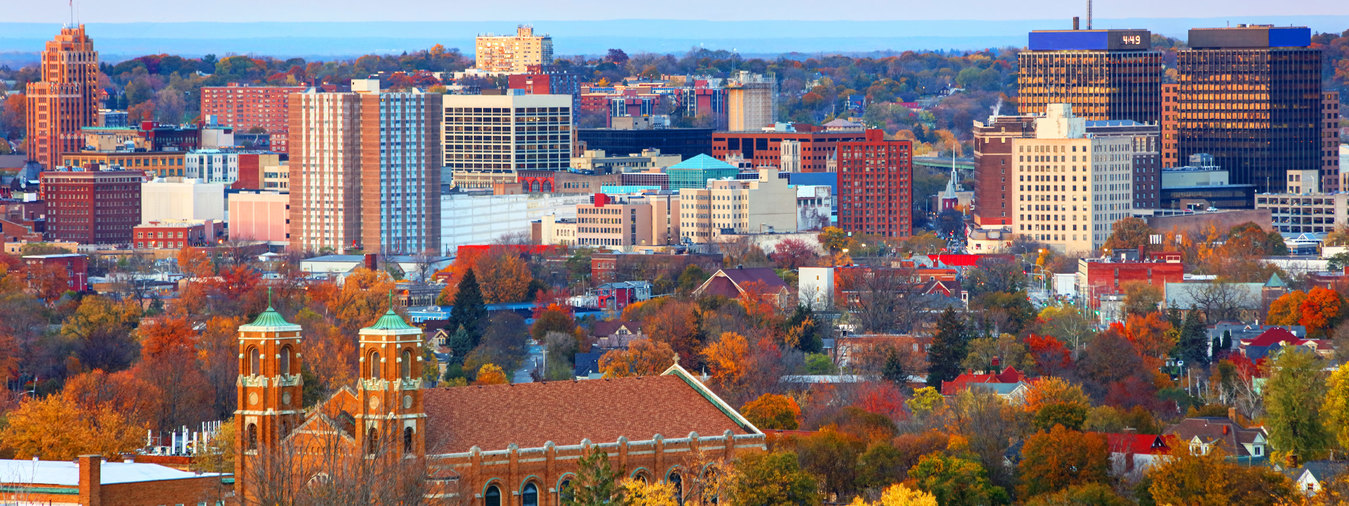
{"left": 26, "top": 25, "right": 101, "bottom": 170}
{"left": 288, "top": 81, "right": 441, "bottom": 254}
{"left": 1017, "top": 29, "right": 1162, "bottom": 123}
{"left": 1322, "top": 91, "right": 1341, "bottom": 192}
{"left": 711, "top": 128, "right": 867, "bottom": 173}
{"left": 973, "top": 115, "right": 1037, "bottom": 225}
{"left": 133, "top": 220, "right": 213, "bottom": 249}
{"left": 40, "top": 169, "right": 143, "bottom": 245}
{"left": 1173, "top": 26, "right": 1321, "bottom": 193}
{"left": 475, "top": 25, "right": 553, "bottom": 74}
{"left": 229, "top": 190, "right": 290, "bottom": 244}
{"left": 61, "top": 151, "right": 186, "bottom": 178}
{"left": 442, "top": 93, "right": 573, "bottom": 189}
{"left": 1085, "top": 119, "right": 1161, "bottom": 209}
{"left": 838, "top": 131, "right": 914, "bottom": 238}
{"left": 141, "top": 179, "right": 226, "bottom": 224}
{"left": 200, "top": 83, "right": 305, "bottom": 153}
{"left": 679, "top": 168, "right": 798, "bottom": 243}
{"left": 1011, "top": 105, "right": 1135, "bottom": 254}
{"left": 726, "top": 71, "right": 776, "bottom": 132}
{"left": 1255, "top": 193, "right": 1349, "bottom": 234}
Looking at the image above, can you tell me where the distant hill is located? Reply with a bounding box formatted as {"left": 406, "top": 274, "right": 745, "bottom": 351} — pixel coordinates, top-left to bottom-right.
{"left": 0, "top": 17, "right": 1346, "bottom": 61}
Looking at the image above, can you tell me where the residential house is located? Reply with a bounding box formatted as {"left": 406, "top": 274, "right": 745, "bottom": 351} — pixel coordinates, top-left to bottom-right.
{"left": 1104, "top": 432, "right": 1174, "bottom": 478}
{"left": 692, "top": 267, "right": 790, "bottom": 305}
{"left": 1164, "top": 416, "right": 1269, "bottom": 463}
{"left": 966, "top": 381, "right": 1031, "bottom": 404}
{"left": 1292, "top": 461, "right": 1349, "bottom": 496}
{"left": 1240, "top": 327, "right": 1326, "bottom": 362}
{"left": 591, "top": 320, "right": 645, "bottom": 350}
{"left": 940, "top": 366, "right": 1027, "bottom": 396}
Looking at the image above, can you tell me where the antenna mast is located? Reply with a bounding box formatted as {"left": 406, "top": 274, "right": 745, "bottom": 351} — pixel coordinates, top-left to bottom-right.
{"left": 1087, "top": 0, "right": 1093, "bottom": 30}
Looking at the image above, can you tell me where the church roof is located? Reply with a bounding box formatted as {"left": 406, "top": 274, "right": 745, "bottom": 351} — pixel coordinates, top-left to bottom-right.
{"left": 421, "top": 367, "right": 757, "bottom": 454}
{"left": 240, "top": 305, "right": 297, "bottom": 330}
{"left": 669, "top": 153, "right": 736, "bottom": 171}
{"left": 366, "top": 308, "right": 416, "bottom": 331}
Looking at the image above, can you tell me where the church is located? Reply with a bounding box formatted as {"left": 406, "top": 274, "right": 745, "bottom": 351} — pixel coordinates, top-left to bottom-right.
{"left": 233, "top": 301, "right": 766, "bottom": 504}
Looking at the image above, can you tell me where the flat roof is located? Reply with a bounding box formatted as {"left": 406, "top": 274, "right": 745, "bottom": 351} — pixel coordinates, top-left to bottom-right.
{"left": 0, "top": 459, "right": 224, "bottom": 486}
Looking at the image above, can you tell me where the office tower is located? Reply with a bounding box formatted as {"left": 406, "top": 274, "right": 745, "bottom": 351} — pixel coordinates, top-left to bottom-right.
{"left": 288, "top": 80, "right": 441, "bottom": 254}
{"left": 1018, "top": 28, "right": 1162, "bottom": 123}
{"left": 973, "top": 115, "right": 1036, "bottom": 226}
{"left": 837, "top": 130, "right": 913, "bottom": 238}
{"left": 201, "top": 84, "right": 306, "bottom": 153}
{"left": 1011, "top": 105, "right": 1134, "bottom": 254}
{"left": 726, "top": 71, "right": 776, "bottom": 131}
{"left": 1161, "top": 83, "right": 1180, "bottom": 168}
{"left": 441, "top": 93, "right": 573, "bottom": 189}
{"left": 1084, "top": 120, "right": 1161, "bottom": 209}
{"left": 475, "top": 25, "right": 553, "bottom": 74}
{"left": 26, "top": 25, "right": 101, "bottom": 170}
{"left": 1322, "top": 92, "right": 1341, "bottom": 192}
{"left": 40, "top": 168, "right": 143, "bottom": 244}
{"left": 1174, "top": 26, "right": 1321, "bottom": 193}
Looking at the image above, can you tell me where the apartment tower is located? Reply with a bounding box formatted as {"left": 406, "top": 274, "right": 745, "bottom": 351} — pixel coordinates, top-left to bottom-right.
{"left": 201, "top": 84, "right": 306, "bottom": 153}
{"left": 288, "top": 80, "right": 441, "bottom": 255}
{"left": 475, "top": 25, "right": 554, "bottom": 74}
{"left": 837, "top": 130, "right": 914, "bottom": 238}
{"left": 442, "top": 93, "right": 573, "bottom": 189}
{"left": 26, "top": 25, "right": 102, "bottom": 170}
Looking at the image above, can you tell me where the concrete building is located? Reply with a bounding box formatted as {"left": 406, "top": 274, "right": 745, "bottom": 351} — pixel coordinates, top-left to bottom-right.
{"left": 200, "top": 83, "right": 305, "bottom": 153}
{"left": 1255, "top": 193, "right": 1349, "bottom": 234}
{"left": 141, "top": 178, "right": 225, "bottom": 223}
{"left": 475, "top": 25, "right": 553, "bottom": 74}
{"left": 288, "top": 80, "right": 441, "bottom": 254}
{"left": 133, "top": 220, "right": 218, "bottom": 249}
{"left": 1018, "top": 28, "right": 1162, "bottom": 123}
{"left": 1086, "top": 119, "right": 1161, "bottom": 210}
{"left": 440, "top": 191, "right": 592, "bottom": 254}
{"left": 61, "top": 151, "right": 186, "bottom": 178}
{"left": 838, "top": 130, "right": 913, "bottom": 238}
{"left": 570, "top": 148, "right": 682, "bottom": 174}
{"left": 442, "top": 92, "right": 573, "bottom": 189}
{"left": 679, "top": 168, "right": 798, "bottom": 243}
{"left": 1011, "top": 104, "right": 1135, "bottom": 254}
{"left": 726, "top": 71, "right": 777, "bottom": 132}
{"left": 973, "top": 115, "right": 1036, "bottom": 226}
{"left": 184, "top": 149, "right": 280, "bottom": 185}
{"left": 40, "top": 168, "right": 143, "bottom": 245}
{"left": 228, "top": 190, "right": 290, "bottom": 245}
{"left": 26, "top": 25, "right": 101, "bottom": 170}
{"left": 569, "top": 193, "right": 677, "bottom": 250}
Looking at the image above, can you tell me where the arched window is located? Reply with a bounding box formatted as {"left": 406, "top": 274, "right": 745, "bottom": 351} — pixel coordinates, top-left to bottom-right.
{"left": 246, "top": 423, "right": 258, "bottom": 450}
{"left": 367, "top": 428, "right": 378, "bottom": 455}
{"left": 558, "top": 479, "right": 574, "bottom": 503}
{"left": 403, "top": 426, "right": 414, "bottom": 454}
{"left": 279, "top": 345, "right": 292, "bottom": 376}
{"left": 668, "top": 472, "right": 683, "bottom": 505}
{"left": 369, "top": 351, "right": 382, "bottom": 379}
{"left": 248, "top": 347, "right": 261, "bottom": 376}
{"left": 400, "top": 349, "right": 412, "bottom": 380}
{"left": 484, "top": 485, "right": 501, "bottom": 506}
{"left": 522, "top": 483, "right": 538, "bottom": 506}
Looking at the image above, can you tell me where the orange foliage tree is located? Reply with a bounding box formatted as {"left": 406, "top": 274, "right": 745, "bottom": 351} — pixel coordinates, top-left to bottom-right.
{"left": 61, "top": 369, "right": 163, "bottom": 432}
{"left": 0, "top": 394, "right": 147, "bottom": 460}
{"left": 25, "top": 261, "right": 71, "bottom": 304}
{"left": 176, "top": 246, "right": 214, "bottom": 278}
{"left": 1299, "top": 287, "right": 1344, "bottom": 339}
{"left": 475, "top": 249, "right": 534, "bottom": 304}
{"left": 474, "top": 363, "right": 509, "bottom": 385}
{"left": 435, "top": 248, "right": 486, "bottom": 304}
{"left": 1266, "top": 290, "right": 1306, "bottom": 326}
{"left": 1124, "top": 312, "right": 1176, "bottom": 369}
{"left": 134, "top": 316, "right": 212, "bottom": 431}
{"left": 1017, "top": 425, "right": 1109, "bottom": 498}
{"left": 598, "top": 338, "right": 677, "bottom": 378}
{"left": 741, "top": 393, "right": 802, "bottom": 430}
{"left": 701, "top": 332, "right": 749, "bottom": 394}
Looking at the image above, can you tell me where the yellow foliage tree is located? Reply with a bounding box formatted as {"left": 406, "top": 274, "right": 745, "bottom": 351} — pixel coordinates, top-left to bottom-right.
{"left": 847, "top": 484, "right": 939, "bottom": 506}
{"left": 598, "top": 339, "right": 676, "bottom": 378}
{"left": 474, "top": 363, "right": 509, "bottom": 385}
{"left": 0, "top": 395, "right": 146, "bottom": 460}
{"left": 475, "top": 250, "right": 534, "bottom": 304}
{"left": 701, "top": 332, "right": 749, "bottom": 392}
{"left": 1326, "top": 363, "right": 1349, "bottom": 454}
{"left": 619, "top": 478, "right": 679, "bottom": 506}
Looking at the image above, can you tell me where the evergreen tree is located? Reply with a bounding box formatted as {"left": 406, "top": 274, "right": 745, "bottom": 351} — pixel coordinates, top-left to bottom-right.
{"left": 1211, "top": 337, "right": 1223, "bottom": 360}
{"left": 1221, "top": 330, "right": 1232, "bottom": 350}
{"left": 446, "top": 326, "right": 473, "bottom": 365}
{"left": 569, "top": 446, "right": 621, "bottom": 505}
{"left": 926, "top": 308, "right": 969, "bottom": 388}
{"left": 1173, "top": 310, "right": 1210, "bottom": 369}
{"left": 448, "top": 269, "right": 487, "bottom": 346}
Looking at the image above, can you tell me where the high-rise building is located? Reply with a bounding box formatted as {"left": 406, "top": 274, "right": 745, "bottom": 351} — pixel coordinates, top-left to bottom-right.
{"left": 1161, "top": 83, "right": 1180, "bottom": 169}
{"left": 200, "top": 84, "right": 306, "bottom": 153}
{"left": 40, "top": 168, "right": 143, "bottom": 245}
{"left": 442, "top": 93, "right": 573, "bottom": 189}
{"left": 288, "top": 80, "right": 441, "bottom": 255}
{"left": 837, "top": 130, "right": 913, "bottom": 238}
{"left": 1085, "top": 120, "right": 1161, "bottom": 210}
{"left": 1322, "top": 91, "right": 1341, "bottom": 192}
{"left": 1011, "top": 105, "right": 1135, "bottom": 255}
{"left": 712, "top": 127, "right": 868, "bottom": 173}
{"left": 26, "top": 25, "right": 102, "bottom": 170}
{"left": 726, "top": 71, "right": 777, "bottom": 132}
{"left": 973, "top": 115, "right": 1036, "bottom": 226}
{"left": 475, "top": 25, "right": 553, "bottom": 74}
{"left": 1017, "top": 29, "right": 1162, "bottom": 123}
{"left": 1173, "top": 26, "right": 1321, "bottom": 193}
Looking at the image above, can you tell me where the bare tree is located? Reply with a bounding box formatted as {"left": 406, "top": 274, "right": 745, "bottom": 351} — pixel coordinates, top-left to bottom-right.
{"left": 1190, "top": 281, "right": 1256, "bottom": 324}
{"left": 845, "top": 267, "right": 934, "bottom": 334}
{"left": 240, "top": 422, "right": 429, "bottom": 505}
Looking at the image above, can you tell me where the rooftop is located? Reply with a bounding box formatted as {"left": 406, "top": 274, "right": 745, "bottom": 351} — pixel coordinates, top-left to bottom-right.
{"left": 669, "top": 154, "right": 737, "bottom": 171}
{"left": 0, "top": 459, "right": 224, "bottom": 486}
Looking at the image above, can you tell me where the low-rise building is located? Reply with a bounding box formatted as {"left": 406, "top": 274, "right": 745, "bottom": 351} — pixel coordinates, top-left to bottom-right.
{"left": 61, "top": 151, "right": 185, "bottom": 178}
{"left": 227, "top": 190, "right": 289, "bottom": 245}
{"left": 1077, "top": 257, "right": 1185, "bottom": 308}
{"left": 1165, "top": 416, "right": 1268, "bottom": 463}
{"left": 133, "top": 220, "right": 217, "bottom": 249}
{"left": 1254, "top": 192, "right": 1349, "bottom": 234}
{"left": 570, "top": 148, "right": 681, "bottom": 174}
{"left": 141, "top": 178, "right": 226, "bottom": 224}
{"left": 440, "top": 191, "right": 593, "bottom": 255}
{"left": 679, "top": 168, "right": 798, "bottom": 243}
{"left": 22, "top": 253, "right": 88, "bottom": 292}
{"left": 0, "top": 455, "right": 231, "bottom": 506}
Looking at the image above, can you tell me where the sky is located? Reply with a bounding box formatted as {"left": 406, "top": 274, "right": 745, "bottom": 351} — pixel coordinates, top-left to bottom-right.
{"left": 12, "top": 0, "right": 1349, "bottom": 23}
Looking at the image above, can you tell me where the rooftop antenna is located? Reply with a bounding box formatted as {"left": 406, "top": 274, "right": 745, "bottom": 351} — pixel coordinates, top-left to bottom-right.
{"left": 1086, "top": 0, "right": 1092, "bottom": 30}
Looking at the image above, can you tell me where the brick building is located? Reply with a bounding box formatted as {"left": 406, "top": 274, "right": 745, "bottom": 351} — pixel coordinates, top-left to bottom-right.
{"left": 0, "top": 455, "right": 231, "bottom": 506}
{"left": 22, "top": 253, "right": 89, "bottom": 292}
{"left": 201, "top": 83, "right": 306, "bottom": 153}
{"left": 61, "top": 151, "right": 186, "bottom": 178}
{"left": 1077, "top": 257, "right": 1185, "bottom": 307}
{"left": 40, "top": 168, "right": 143, "bottom": 245}
{"left": 26, "top": 25, "right": 101, "bottom": 170}
{"left": 712, "top": 127, "right": 868, "bottom": 173}
{"left": 973, "top": 115, "right": 1036, "bottom": 226}
{"left": 133, "top": 220, "right": 214, "bottom": 249}
{"left": 233, "top": 304, "right": 764, "bottom": 504}
{"left": 837, "top": 130, "right": 913, "bottom": 238}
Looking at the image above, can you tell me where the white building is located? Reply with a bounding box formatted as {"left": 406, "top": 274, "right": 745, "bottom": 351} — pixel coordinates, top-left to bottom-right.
{"left": 440, "top": 191, "right": 592, "bottom": 255}
{"left": 141, "top": 178, "right": 225, "bottom": 224}
{"left": 184, "top": 149, "right": 239, "bottom": 184}
{"left": 442, "top": 92, "right": 573, "bottom": 189}
{"left": 679, "top": 168, "right": 800, "bottom": 243}
{"left": 1011, "top": 104, "right": 1135, "bottom": 254}
{"left": 1255, "top": 193, "right": 1349, "bottom": 234}
{"left": 796, "top": 184, "right": 832, "bottom": 231}
{"left": 799, "top": 266, "right": 834, "bottom": 310}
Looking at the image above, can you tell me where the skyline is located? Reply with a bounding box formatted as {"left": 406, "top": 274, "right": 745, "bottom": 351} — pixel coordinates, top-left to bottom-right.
{"left": 10, "top": 0, "right": 1349, "bottom": 23}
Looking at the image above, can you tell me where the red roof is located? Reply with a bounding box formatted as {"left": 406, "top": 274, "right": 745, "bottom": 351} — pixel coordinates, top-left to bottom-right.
{"left": 940, "top": 366, "right": 1026, "bottom": 395}
{"left": 694, "top": 267, "right": 788, "bottom": 299}
{"left": 454, "top": 245, "right": 563, "bottom": 257}
{"left": 1104, "top": 433, "right": 1174, "bottom": 456}
{"left": 929, "top": 253, "right": 1014, "bottom": 268}
{"left": 422, "top": 373, "right": 754, "bottom": 453}
{"left": 1242, "top": 327, "right": 1300, "bottom": 348}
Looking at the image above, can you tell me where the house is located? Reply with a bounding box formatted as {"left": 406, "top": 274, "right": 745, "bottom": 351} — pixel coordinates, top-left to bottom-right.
{"left": 834, "top": 333, "right": 931, "bottom": 370}
{"left": 1293, "top": 461, "right": 1349, "bottom": 496}
{"left": 692, "top": 266, "right": 790, "bottom": 305}
{"left": 966, "top": 381, "right": 1030, "bottom": 404}
{"left": 0, "top": 455, "right": 231, "bottom": 505}
{"left": 1240, "top": 327, "right": 1325, "bottom": 361}
{"left": 1164, "top": 416, "right": 1268, "bottom": 463}
{"left": 940, "top": 366, "right": 1027, "bottom": 395}
{"left": 1104, "top": 432, "right": 1173, "bottom": 478}
{"left": 591, "top": 320, "right": 645, "bottom": 349}
{"left": 573, "top": 351, "right": 605, "bottom": 378}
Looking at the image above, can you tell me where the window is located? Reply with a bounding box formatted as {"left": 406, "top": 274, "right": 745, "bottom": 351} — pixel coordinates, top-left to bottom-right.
{"left": 668, "top": 472, "right": 683, "bottom": 504}
{"left": 369, "top": 351, "right": 382, "bottom": 378}
{"left": 522, "top": 483, "right": 538, "bottom": 506}
{"left": 279, "top": 345, "right": 292, "bottom": 376}
{"left": 404, "top": 426, "right": 414, "bottom": 454}
{"left": 558, "top": 479, "right": 574, "bottom": 503}
{"left": 484, "top": 485, "right": 501, "bottom": 506}
{"left": 246, "top": 423, "right": 258, "bottom": 450}
{"left": 401, "top": 349, "right": 412, "bottom": 379}
{"left": 248, "top": 347, "right": 261, "bottom": 376}
{"left": 367, "top": 428, "right": 379, "bottom": 455}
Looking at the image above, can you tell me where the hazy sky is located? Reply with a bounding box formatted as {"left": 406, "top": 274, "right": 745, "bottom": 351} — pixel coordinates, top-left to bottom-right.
{"left": 13, "top": 0, "right": 1349, "bottom": 23}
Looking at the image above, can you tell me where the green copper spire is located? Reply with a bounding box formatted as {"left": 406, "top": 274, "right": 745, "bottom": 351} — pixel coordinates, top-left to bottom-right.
{"left": 245, "top": 287, "right": 295, "bottom": 328}
{"left": 366, "top": 290, "right": 416, "bottom": 331}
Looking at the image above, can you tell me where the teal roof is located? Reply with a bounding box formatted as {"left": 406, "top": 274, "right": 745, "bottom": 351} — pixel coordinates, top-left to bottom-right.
{"left": 669, "top": 154, "right": 736, "bottom": 170}
{"left": 246, "top": 306, "right": 294, "bottom": 328}
{"left": 366, "top": 308, "right": 416, "bottom": 331}
{"left": 1265, "top": 273, "right": 1286, "bottom": 288}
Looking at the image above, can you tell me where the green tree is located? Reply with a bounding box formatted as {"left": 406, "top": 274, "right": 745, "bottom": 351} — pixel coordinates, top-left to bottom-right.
{"left": 447, "top": 269, "right": 487, "bottom": 345}
{"left": 1326, "top": 363, "right": 1349, "bottom": 456}
{"left": 725, "top": 451, "right": 821, "bottom": 506}
{"left": 1263, "top": 348, "right": 1330, "bottom": 464}
{"left": 570, "top": 446, "right": 621, "bottom": 505}
{"left": 908, "top": 451, "right": 1009, "bottom": 505}
{"left": 926, "top": 308, "right": 969, "bottom": 388}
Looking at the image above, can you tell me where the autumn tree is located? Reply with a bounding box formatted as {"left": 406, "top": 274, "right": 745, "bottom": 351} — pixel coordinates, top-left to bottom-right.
{"left": 1262, "top": 348, "right": 1330, "bottom": 464}
{"left": 926, "top": 308, "right": 969, "bottom": 388}
{"left": 1024, "top": 377, "right": 1092, "bottom": 432}
{"left": 907, "top": 451, "right": 1009, "bottom": 505}
{"left": 725, "top": 451, "right": 821, "bottom": 506}
{"left": 322, "top": 267, "right": 396, "bottom": 333}
{"left": 473, "top": 363, "right": 509, "bottom": 385}
{"left": 475, "top": 249, "right": 534, "bottom": 303}
{"left": 619, "top": 478, "right": 678, "bottom": 506}
{"left": 740, "top": 393, "right": 801, "bottom": 430}
{"left": 795, "top": 427, "right": 865, "bottom": 500}
{"left": 0, "top": 394, "right": 146, "bottom": 460}
{"left": 847, "top": 484, "right": 937, "bottom": 506}
{"left": 133, "top": 315, "right": 212, "bottom": 431}
{"left": 960, "top": 333, "right": 1032, "bottom": 373}
{"left": 1147, "top": 448, "right": 1297, "bottom": 505}
{"left": 61, "top": 295, "right": 143, "bottom": 373}
{"left": 1299, "top": 287, "right": 1344, "bottom": 339}
{"left": 1102, "top": 217, "right": 1156, "bottom": 254}
{"left": 1122, "top": 281, "right": 1164, "bottom": 317}
{"left": 176, "top": 246, "right": 214, "bottom": 278}
{"left": 1024, "top": 483, "right": 1129, "bottom": 506}
{"left": 772, "top": 238, "right": 820, "bottom": 269}
{"left": 598, "top": 338, "right": 677, "bottom": 378}
{"left": 1125, "top": 312, "right": 1175, "bottom": 369}
{"left": 701, "top": 332, "right": 750, "bottom": 395}
{"left": 531, "top": 303, "right": 577, "bottom": 341}
{"left": 1017, "top": 425, "right": 1109, "bottom": 498}
{"left": 1327, "top": 363, "right": 1349, "bottom": 455}
{"left": 1266, "top": 290, "right": 1307, "bottom": 326}
{"left": 1035, "top": 305, "right": 1094, "bottom": 358}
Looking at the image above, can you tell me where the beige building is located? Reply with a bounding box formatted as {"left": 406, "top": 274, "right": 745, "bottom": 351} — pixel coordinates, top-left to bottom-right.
{"left": 1255, "top": 193, "right": 1349, "bottom": 234}
{"left": 679, "top": 168, "right": 798, "bottom": 243}
{"left": 726, "top": 71, "right": 776, "bottom": 132}
{"left": 475, "top": 25, "right": 553, "bottom": 74}
{"left": 442, "top": 93, "right": 573, "bottom": 189}
{"left": 262, "top": 160, "right": 289, "bottom": 191}
{"left": 570, "top": 148, "right": 681, "bottom": 173}
{"left": 1012, "top": 104, "right": 1135, "bottom": 255}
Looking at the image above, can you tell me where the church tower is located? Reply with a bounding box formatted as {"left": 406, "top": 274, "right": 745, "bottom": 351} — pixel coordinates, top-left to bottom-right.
{"left": 356, "top": 301, "right": 426, "bottom": 458}
{"left": 234, "top": 296, "right": 303, "bottom": 498}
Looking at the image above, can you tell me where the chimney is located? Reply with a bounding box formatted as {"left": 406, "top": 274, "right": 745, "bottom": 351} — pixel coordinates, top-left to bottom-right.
{"left": 991, "top": 356, "right": 1001, "bottom": 369}
{"left": 78, "top": 454, "right": 102, "bottom": 506}
{"left": 1222, "top": 425, "right": 1230, "bottom": 435}
{"left": 1228, "top": 407, "right": 1237, "bottom": 421}
{"left": 364, "top": 253, "right": 377, "bottom": 271}
{"left": 1073, "top": 17, "right": 1080, "bottom": 30}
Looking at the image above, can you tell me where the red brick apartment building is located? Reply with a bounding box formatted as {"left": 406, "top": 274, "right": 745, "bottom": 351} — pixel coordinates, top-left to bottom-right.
{"left": 202, "top": 83, "right": 306, "bottom": 153}
{"left": 837, "top": 130, "right": 913, "bottom": 238}
{"left": 712, "top": 126, "right": 869, "bottom": 172}
{"left": 39, "top": 169, "right": 143, "bottom": 245}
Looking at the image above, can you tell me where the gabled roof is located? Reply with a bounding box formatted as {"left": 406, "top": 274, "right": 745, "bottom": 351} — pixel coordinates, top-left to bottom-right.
{"left": 1242, "top": 327, "right": 1300, "bottom": 348}
{"left": 1164, "top": 417, "right": 1267, "bottom": 458}
{"left": 693, "top": 267, "right": 789, "bottom": 299}
{"left": 421, "top": 365, "right": 758, "bottom": 454}
{"left": 1104, "top": 433, "right": 1173, "bottom": 456}
{"left": 669, "top": 153, "right": 737, "bottom": 170}
{"left": 592, "top": 320, "right": 643, "bottom": 337}
{"left": 941, "top": 367, "right": 1026, "bottom": 395}
{"left": 1298, "top": 461, "right": 1349, "bottom": 483}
